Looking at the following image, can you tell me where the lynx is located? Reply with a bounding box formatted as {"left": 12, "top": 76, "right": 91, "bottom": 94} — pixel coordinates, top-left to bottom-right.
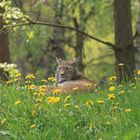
{"left": 36, "top": 57, "right": 96, "bottom": 93}
{"left": 51, "top": 57, "right": 96, "bottom": 93}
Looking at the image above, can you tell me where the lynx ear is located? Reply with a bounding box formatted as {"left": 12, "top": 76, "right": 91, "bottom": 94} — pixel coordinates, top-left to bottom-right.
{"left": 73, "top": 57, "right": 80, "bottom": 63}
{"left": 72, "top": 57, "right": 80, "bottom": 66}
{"left": 56, "top": 57, "right": 63, "bottom": 64}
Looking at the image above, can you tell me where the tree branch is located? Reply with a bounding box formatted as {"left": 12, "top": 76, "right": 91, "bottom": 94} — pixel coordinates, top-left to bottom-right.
{"left": 86, "top": 53, "right": 114, "bottom": 65}
{"left": 1, "top": 17, "right": 115, "bottom": 48}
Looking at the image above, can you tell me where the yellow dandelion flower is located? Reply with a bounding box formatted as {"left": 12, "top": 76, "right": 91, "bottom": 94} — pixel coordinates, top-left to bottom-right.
{"left": 39, "top": 85, "right": 46, "bottom": 89}
{"left": 38, "top": 92, "right": 45, "bottom": 96}
{"left": 137, "top": 70, "right": 140, "bottom": 75}
{"left": 72, "top": 87, "right": 79, "bottom": 91}
{"left": 15, "top": 73, "right": 21, "bottom": 77}
{"left": 124, "top": 108, "right": 132, "bottom": 112}
{"left": 53, "top": 89, "right": 61, "bottom": 94}
{"left": 1, "top": 118, "right": 6, "bottom": 125}
{"left": 25, "top": 80, "right": 31, "bottom": 84}
{"left": 64, "top": 95, "right": 71, "bottom": 103}
{"left": 118, "top": 63, "right": 124, "bottom": 66}
{"left": 6, "top": 80, "right": 13, "bottom": 84}
{"left": 97, "top": 99, "right": 105, "bottom": 104}
{"left": 119, "top": 90, "right": 125, "bottom": 94}
{"left": 109, "top": 86, "right": 116, "bottom": 91}
{"left": 47, "top": 97, "right": 61, "bottom": 104}
{"left": 85, "top": 83, "right": 92, "bottom": 87}
{"left": 28, "top": 84, "right": 35, "bottom": 90}
{"left": 38, "top": 85, "right": 46, "bottom": 92}
{"left": 13, "top": 79, "right": 18, "bottom": 82}
{"left": 48, "top": 77, "right": 55, "bottom": 81}
{"left": 25, "top": 74, "right": 36, "bottom": 79}
{"left": 89, "top": 123, "right": 94, "bottom": 129}
{"left": 15, "top": 100, "right": 21, "bottom": 105}
{"left": 30, "top": 124, "right": 36, "bottom": 128}
{"left": 51, "top": 78, "right": 56, "bottom": 82}
{"left": 74, "top": 105, "right": 79, "bottom": 109}
{"left": 39, "top": 88, "right": 46, "bottom": 93}
{"left": 86, "top": 100, "right": 93, "bottom": 106}
{"left": 109, "top": 76, "right": 117, "bottom": 82}
{"left": 32, "top": 110, "right": 36, "bottom": 116}
{"left": 108, "top": 94, "right": 115, "bottom": 100}
{"left": 64, "top": 103, "right": 71, "bottom": 108}
{"left": 41, "top": 79, "right": 48, "bottom": 82}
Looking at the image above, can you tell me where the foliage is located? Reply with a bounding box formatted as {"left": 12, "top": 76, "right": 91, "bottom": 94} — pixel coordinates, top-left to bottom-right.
{"left": 0, "top": 0, "right": 139, "bottom": 79}
{"left": 0, "top": 0, "right": 28, "bottom": 27}
{"left": 0, "top": 63, "right": 21, "bottom": 82}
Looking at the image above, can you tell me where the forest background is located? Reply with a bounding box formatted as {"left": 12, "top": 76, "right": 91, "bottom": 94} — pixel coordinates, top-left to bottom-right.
{"left": 0, "top": 0, "right": 139, "bottom": 82}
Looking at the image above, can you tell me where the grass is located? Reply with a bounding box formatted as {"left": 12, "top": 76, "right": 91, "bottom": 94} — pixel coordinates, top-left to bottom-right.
{"left": 0, "top": 76, "right": 140, "bottom": 140}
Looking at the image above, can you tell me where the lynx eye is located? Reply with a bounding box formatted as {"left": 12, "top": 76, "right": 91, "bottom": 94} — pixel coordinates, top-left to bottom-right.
{"left": 65, "top": 67, "right": 69, "bottom": 70}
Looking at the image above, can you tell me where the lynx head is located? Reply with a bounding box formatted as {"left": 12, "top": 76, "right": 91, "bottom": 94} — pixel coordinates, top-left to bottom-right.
{"left": 56, "top": 57, "right": 79, "bottom": 83}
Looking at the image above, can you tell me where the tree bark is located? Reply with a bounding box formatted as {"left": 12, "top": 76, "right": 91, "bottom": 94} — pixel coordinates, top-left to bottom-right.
{"left": 0, "top": 7, "right": 10, "bottom": 80}
{"left": 73, "top": 3, "right": 85, "bottom": 72}
{"left": 113, "top": 0, "right": 135, "bottom": 83}
{"left": 136, "top": 0, "right": 140, "bottom": 70}
{"left": 0, "top": 7, "right": 10, "bottom": 63}
{"left": 73, "top": 17, "right": 84, "bottom": 72}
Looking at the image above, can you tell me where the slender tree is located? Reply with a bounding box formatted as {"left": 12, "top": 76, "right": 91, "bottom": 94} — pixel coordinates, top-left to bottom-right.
{"left": 72, "top": 0, "right": 95, "bottom": 72}
{"left": 0, "top": 6, "right": 10, "bottom": 80}
{"left": 113, "top": 0, "right": 135, "bottom": 82}
{"left": 41, "top": 0, "right": 65, "bottom": 77}
{"left": 72, "top": 2, "right": 85, "bottom": 72}
{"left": 0, "top": 7, "right": 10, "bottom": 63}
{"left": 136, "top": 0, "right": 140, "bottom": 69}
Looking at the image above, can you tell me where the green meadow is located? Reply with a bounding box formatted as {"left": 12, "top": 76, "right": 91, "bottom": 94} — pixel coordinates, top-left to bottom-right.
{"left": 0, "top": 74, "right": 140, "bottom": 140}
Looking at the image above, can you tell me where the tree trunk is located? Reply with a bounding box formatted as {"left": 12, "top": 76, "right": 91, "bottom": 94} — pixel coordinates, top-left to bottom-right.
{"left": 73, "top": 3, "right": 85, "bottom": 72}
{"left": 41, "top": 0, "right": 65, "bottom": 77}
{"left": 0, "top": 7, "right": 10, "bottom": 80}
{"left": 113, "top": 0, "right": 135, "bottom": 83}
{"left": 0, "top": 7, "right": 10, "bottom": 63}
{"left": 75, "top": 31, "right": 84, "bottom": 72}
{"left": 73, "top": 17, "right": 84, "bottom": 72}
{"left": 136, "top": 0, "right": 140, "bottom": 70}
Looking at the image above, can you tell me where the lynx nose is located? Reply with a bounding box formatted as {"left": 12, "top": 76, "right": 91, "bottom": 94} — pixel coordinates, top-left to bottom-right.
{"left": 60, "top": 71, "right": 65, "bottom": 77}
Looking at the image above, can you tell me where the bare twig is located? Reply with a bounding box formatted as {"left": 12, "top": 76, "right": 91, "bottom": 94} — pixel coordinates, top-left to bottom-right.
{"left": 86, "top": 53, "right": 114, "bottom": 65}
{"left": 1, "top": 17, "right": 116, "bottom": 48}
{"left": 132, "top": 31, "right": 137, "bottom": 42}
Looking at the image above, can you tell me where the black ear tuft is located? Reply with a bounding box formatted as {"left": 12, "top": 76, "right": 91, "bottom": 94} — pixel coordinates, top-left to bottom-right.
{"left": 72, "top": 57, "right": 80, "bottom": 66}
{"left": 56, "top": 57, "right": 63, "bottom": 64}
